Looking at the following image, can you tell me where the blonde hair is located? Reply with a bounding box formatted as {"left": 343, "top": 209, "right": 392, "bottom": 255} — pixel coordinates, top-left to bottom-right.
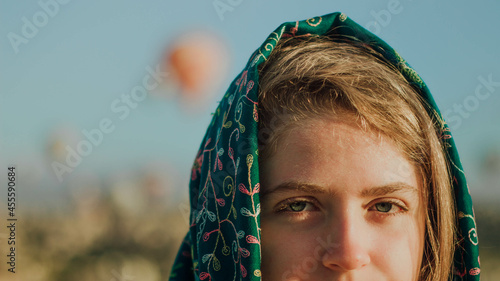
{"left": 257, "top": 36, "right": 455, "bottom": 281}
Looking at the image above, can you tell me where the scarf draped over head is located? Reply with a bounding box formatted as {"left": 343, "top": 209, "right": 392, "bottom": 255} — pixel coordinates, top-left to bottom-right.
{"left": 169, "top": 12, "right": 480, "bottom": 281}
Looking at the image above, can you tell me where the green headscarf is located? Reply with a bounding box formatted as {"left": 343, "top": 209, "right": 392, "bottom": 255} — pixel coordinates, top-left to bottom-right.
{"left": 169, "top": 12, "right": 480, "bottom": 281}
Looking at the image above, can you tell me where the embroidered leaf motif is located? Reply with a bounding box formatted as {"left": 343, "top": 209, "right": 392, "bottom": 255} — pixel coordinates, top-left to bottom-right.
{"left": 196, "top": 210, "right": 203, "bottom": 223}
{"left": 238, "top": 183, "right": 250, "bottom": 195}
{"left": 207, "top": 211, "right": 216, "bottom": 222}
{"left": 241, "top": 264, "right": 247, "bottom": 278}
{"left": 232, "top": 206, "right": 237, "bottom": 219}
{"left": 202, "top": 254, "right": 212, "bottom": 263}
{"left": 253, "top": 183, "right": 260, "bottom": 194}
{"left": 240, "top": 247, "right": 250, "bottom": 258}
{"left": 216, "top": 198, "right": 225, "bottom": 207}
{"left": 246, "top": 235, "right": 259, "bottom": 244}
{"left": 203, "top": 232, "right": 210, "bottom": 241}
{"left": 232, "top": 241, "right": 238, "bottom": 253}
{"left": 246, "top": 80, "right": 254, "bottom": 94}
{"left": 239, "top": 123, "right": 246, "bottom": 133}
{"left": 237, "top": 230, "right": 245, "bottom": 239}
{"left": 200, "top": 272, "right": 210, "bottom": 280}
{"left": 213, "top": 256, "right": 221, "bottom": 271}
{"left": 255, "top": 203, "right": 261, "bottom": 216}
{"left": 223, "top": 121, "right": 232, "bottom": 128}
{"left": 217, "top": 148, "right": 224, "bottom": 156}
{"left": 222, "top": 245, "right": 230, "bottom": 256}
{"left": 469, "top": 267, "right": 480, "bottom": 276}
{"left": 246, "top": 154, "right": 253, "bottom": 166}
{"left": 240, "top": 207, "right": 253, "bottom": 217}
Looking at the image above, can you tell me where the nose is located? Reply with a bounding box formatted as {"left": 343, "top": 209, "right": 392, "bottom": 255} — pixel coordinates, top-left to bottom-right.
{"left": 320, "top": 212, "right": 371, "bottom": 271}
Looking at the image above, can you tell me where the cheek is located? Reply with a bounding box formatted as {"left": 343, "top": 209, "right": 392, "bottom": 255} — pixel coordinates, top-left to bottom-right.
{"left": 369, "top": 219, "right": 425, "bottom": 279}
{"left": 261, "top": 220, "right": 321, "bottom": 280}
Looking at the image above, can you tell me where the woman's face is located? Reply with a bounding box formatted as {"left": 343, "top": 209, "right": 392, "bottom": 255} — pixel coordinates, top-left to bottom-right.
{"left": 260, "top": 117, "right": 426, "bottom": 281}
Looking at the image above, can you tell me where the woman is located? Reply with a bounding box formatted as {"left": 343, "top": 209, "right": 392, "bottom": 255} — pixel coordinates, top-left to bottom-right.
{"left": 169, "top": 12, "right": 480, "bottom": 280}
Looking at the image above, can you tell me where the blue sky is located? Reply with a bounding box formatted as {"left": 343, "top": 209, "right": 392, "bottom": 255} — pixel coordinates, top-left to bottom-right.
{"left": 1, "top": 0, "right": 499, "bottom": 202}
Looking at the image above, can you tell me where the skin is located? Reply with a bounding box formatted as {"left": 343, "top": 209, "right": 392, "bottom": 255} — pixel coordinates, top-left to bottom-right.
{"left": 260, "top": 116, "right": 426, "bottom": 281}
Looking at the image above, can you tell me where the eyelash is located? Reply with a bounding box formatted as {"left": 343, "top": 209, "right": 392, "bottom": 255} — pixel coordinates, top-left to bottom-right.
{"left": 275, "top": 198, "right": 408, "bottom": 218}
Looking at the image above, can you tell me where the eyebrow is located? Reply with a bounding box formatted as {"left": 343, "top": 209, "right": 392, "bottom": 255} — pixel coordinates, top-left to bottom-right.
{"left": 260, "top": 181, "right": 418, "bottom": 200}
{"left": 359, "top": 182, "right": 418, "bottom": 197}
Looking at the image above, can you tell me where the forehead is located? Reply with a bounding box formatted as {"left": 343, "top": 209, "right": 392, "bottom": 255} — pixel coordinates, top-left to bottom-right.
{"left": 261, "top": 117, "right": 420, "bottom": 193}
{"left": 282, "top": 116, "right": 389, "bottom": 163}
{"left": 293, "top": 117, "right": 379, "bottom": 151}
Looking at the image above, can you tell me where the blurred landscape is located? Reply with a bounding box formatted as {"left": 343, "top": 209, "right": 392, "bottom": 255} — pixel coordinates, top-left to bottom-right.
{"left": 0, "top": 172, "right": 190, "bottom": 281}
{"left": 474, "top": 205, "right": 500, "bottom": 280}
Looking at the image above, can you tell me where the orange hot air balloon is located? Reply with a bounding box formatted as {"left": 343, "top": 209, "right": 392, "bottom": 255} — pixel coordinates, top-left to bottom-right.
{"left": 164, "top": 30, "right": 229, "bottom": 103}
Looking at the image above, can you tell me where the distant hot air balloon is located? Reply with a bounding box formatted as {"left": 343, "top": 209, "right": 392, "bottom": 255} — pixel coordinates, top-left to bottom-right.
{"left": 161, "top": 30, "right": 229, "bottom": 106}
